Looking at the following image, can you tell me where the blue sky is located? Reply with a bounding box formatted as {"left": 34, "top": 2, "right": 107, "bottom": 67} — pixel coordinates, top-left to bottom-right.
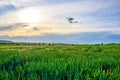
{"left": 0, "top": 0, "right": 120, "bottom": 43}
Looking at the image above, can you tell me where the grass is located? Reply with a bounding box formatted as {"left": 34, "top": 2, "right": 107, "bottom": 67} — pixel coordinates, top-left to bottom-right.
{"left": 0, "top": 43, "right": 120, "bottom": 80}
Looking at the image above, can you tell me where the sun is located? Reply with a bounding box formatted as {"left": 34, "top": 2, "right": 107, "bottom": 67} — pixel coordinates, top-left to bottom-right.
{"left": 18, "top": 7, "right": 40, "bottom": 24}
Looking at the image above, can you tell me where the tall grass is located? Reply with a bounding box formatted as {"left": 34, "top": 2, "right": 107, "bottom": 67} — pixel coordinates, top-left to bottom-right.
{"left": 0, "top": 44, "right": 120, "bottom": 80}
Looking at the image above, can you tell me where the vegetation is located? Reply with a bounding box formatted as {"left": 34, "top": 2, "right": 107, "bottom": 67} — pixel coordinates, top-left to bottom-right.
{"left": 0, "top": 43, "right": 120, "bottom": 80}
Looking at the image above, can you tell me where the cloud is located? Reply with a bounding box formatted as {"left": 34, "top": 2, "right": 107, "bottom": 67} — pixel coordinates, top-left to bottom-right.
{"left": 0, "top": 25, "right": 13, "bottom": 31}
{"left": 1, "top": 0, "right": 115, "bottom": 17}
{"left": 0, "top": 31, "right": 120, "bottom": 44}
{"left": 66, "top": 17, "right": 74, "bottom": 23}
{"left": 0, "top": 23, "right": 29, "bottom": 31}
{"left": 66, "top": 17, "right": 79, "bottom": 23}
{"left": 0, "top": 5, "right": 16, "bottom": 14}
{"left": 0, "top": 0, "right": 120, "bottom": 37}
{"left": 0, "top": 0, "right": 47, "bottom": 9}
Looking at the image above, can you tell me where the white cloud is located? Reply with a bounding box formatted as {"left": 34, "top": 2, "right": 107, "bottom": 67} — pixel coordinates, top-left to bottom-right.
{"left": 0, "top": 0, "right": 7, "bottom": 7}
{"left": 0, "top": 0, "right": 120, "bottom": 36}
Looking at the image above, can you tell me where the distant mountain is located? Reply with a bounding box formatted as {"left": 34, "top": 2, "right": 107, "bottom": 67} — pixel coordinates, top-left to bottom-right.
{"left": 0, "top": 40, "right": 13, "bottom": 43}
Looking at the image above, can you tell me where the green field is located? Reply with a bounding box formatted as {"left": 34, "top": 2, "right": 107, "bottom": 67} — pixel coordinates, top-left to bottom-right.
{"left": 0, "top": 43, "right": 120, "bottom": 80}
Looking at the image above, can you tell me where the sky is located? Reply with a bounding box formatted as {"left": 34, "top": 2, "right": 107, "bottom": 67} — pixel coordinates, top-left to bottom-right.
{"left": 0, "top": 0, "right": 120, "bottom": 44}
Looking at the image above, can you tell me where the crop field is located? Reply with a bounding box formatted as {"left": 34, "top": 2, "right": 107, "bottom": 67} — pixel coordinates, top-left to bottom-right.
{"left": 0, "top": 43, "right": 120, "bottom": 80}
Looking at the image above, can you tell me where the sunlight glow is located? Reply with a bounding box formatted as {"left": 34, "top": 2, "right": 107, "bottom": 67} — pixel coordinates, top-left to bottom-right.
{"left": 18, "top": 7, "right": 40, "bottom": 24}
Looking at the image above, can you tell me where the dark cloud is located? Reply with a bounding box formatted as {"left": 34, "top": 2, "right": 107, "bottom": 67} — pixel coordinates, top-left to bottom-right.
{"left": 0, "top": 25, "right": 13, "bottom": 31}
{"left": 33, "top": 27, "right": 40, "bottom": 31}
{"left": 14, "top": 23, "right": 29, "bottom": 27}
{"left": 0, "top": 23, "right": 29, "bottom": 31}
{"left": 66, "top": 17, "right": 80, "bottom": 23}
{"left": 32, "top": 27, "right": 52, "bottom": 31}
{"left": 0, "top": 23, "right": 53, "bottom": 32}
{"left": 66, "top": 17, "right": 74, "bottom": 23}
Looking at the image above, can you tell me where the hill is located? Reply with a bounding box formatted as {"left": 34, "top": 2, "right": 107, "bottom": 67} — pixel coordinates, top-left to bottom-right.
{"left": 0, "top": 40, "right": 13, "bottom": 43}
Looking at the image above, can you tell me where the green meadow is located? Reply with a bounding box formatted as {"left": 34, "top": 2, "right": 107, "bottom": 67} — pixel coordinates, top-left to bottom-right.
{"left": 0, "top": 43, "right": 120, "bottom": 80}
